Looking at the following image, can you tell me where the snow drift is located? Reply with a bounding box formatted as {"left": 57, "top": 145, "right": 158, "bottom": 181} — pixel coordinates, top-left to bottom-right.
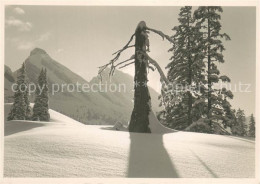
{"left": 4, "top": 104, "right": 255, "bottom": 178}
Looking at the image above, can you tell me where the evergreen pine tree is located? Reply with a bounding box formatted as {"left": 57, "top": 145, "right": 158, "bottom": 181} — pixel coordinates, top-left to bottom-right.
{"left": 32, "top": 68, "right": 50, "bottom": 121}
{"left": 24, "top": 81, "right": 32, "bottom": 119}
{"left": 162, "top": 6, "right": 206, "bottom": 129}
{"left": 220, "top": 88, "right": 235, "bottom": 128}
{"left": 194, "top": 6, "right": 232, "bottom": 128}
{"left": 32, "top": 69, "right": 44, "bottom": 121}
{"left": 231, "top": 109, "right": 247, "bottom": 136}
{"left": 7, "top": 62, "right": 31, "bottom": 120}
{"left": 41, "top": 69, "right": 50, "bottom": 121}
{"left": 248, "top": 114, "right": 255, "bottom": 137}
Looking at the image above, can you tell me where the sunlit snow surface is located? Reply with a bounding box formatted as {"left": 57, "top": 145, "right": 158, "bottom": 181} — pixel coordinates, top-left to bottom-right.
{"left": 4, "top": 104, "right": 255, "bottom": 178}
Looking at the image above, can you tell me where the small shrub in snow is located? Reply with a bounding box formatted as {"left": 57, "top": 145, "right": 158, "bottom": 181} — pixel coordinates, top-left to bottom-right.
{"left": 113, "top": 122, "right": 127, "bottom": 131}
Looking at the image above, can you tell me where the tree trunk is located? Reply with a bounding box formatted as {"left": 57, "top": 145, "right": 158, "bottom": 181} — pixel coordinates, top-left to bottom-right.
{"left": 187, "top": 57, "right": 192, "bottom": 125}
{"left": 187, "top": 19, "right": 192, "bottom": 126}
{"left": 129, "top": 21, "right": 151, "bottom": 133}
{"left": 207, "top": 7, "right": 212, "bottom": 126}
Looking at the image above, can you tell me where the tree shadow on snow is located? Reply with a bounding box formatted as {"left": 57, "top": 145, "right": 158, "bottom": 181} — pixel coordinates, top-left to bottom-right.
{"left": 189, "top": 149, "right": 218, "bottom": 178}
{"left": 127, "top": 133, "right": 179, "bottom": 178}
{"left": 100, "top": 126, "right": 115, "bottom": 131}
{"left": 5, "top": 121, "right": 45, "bottom": 136}
{"left": 100, "top": 126, "right": 128, "bottom": 132}
{"left": 223, "top": 135, "right": 255, "bottom": 144}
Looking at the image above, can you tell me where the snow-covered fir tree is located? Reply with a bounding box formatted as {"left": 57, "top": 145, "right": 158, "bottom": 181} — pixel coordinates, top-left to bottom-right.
{"left": 7, "top": 62, "right": 31, "bottom": 120}
{"left": 248, "top": 114, "right": 255, "bottom": 137}
{"left": 41, "top": 69, "right": 50, "bottom": 121}
{"left": 24, "top": 80, "right": 32, "bottom": 119}
{"left": 231, "top": 109, "right": 247, "bottom": 136}
{"left": 32, "top": 68, "right": 50, "bottom": 121}
{"left": 220, "top": 90, "right": 235, "bottom": 128}
{"left": 159, "top": 6, "right": 235, "bottom": 134}
{"left": 161, "top": 6, "right": 206, "bottom": 129}
{"left": 194, "top": 6, "right": 233, "bottom": 129}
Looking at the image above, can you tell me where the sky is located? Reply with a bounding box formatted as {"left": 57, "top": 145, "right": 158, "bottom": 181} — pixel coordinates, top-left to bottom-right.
{"left": 4, "top": 6, "right": 256, "bottom": 116}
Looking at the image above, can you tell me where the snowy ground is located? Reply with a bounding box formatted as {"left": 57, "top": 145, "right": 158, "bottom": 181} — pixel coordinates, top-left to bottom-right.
{"left": 4, "top": 104, "right": 255, "bottom": 178}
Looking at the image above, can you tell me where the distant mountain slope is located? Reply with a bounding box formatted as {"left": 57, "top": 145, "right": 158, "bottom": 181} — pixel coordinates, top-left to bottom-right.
{"left": 14, "top": 48, "right": 87, "bottom": 86}
{"left": 4, "top": 48, "right": 161, "bottom": 125}
{"left": 4, "top": 65, "right": 15, "bottom": 102}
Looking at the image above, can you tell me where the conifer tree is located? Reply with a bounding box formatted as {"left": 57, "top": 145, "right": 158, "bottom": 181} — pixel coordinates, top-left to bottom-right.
{"left": 231, "top": 109, "right": 247, "bottom": 136}
{"left": 194, "top": 6, "right": 232, "bottom": 127}
{"left": 8, "top": 62, "right": 31, "bottom": 120}
{"left": 248, "top": 114, "right": 255, "bottom": 137}
{"left": 24, "top": 81, "right": 32, "bottom": 119}
{"left": 219, "top": 88, "right": 235, "bottom": 128}
{"left": 32, "top": 69, "right": 43, "bottom": 121}
{"left": 41, "top": 69, "right": 50, "bottom": 121}
{"left": 164, "top": 6, "right": 206, "bottom": 129}
{"left": 32, "top": 68, "right": 50, "bottom": 121}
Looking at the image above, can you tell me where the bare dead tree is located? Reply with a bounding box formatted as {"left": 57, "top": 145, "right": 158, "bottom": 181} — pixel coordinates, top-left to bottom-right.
{"left": 98, "top": 21, "right": 173, "bottom": 133}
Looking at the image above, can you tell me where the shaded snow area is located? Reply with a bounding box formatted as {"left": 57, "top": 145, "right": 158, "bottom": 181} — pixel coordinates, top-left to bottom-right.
{"left": 4, "top": 104, "right": 255, "bottom": 178}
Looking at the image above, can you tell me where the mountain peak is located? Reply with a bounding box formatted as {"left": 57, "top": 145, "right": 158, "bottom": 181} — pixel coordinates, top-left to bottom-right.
{"left": 30, "top": 48, "right": 47, "bottom": 56}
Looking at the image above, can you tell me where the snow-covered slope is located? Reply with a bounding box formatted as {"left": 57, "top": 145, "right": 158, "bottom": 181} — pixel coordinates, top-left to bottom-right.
{"left": 4, "top": 104, "right": 255, "bottom": 178}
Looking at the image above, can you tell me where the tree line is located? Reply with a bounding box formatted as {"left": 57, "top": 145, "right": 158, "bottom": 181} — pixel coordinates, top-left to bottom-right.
{"left": 7, "top": 62, "right": 50, "bottom": 121}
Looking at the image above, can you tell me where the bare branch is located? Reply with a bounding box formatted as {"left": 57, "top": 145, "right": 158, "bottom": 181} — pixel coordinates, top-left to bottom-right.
{"left": 142, "top": 52, "right": 169, "bottom": 84}
{"left": 115, "top": 54, "right": 135, "bottom": 67}
{"left": 119, "top": 61, "right": 135, "bottom": 69}
{"left": 109, "top": 63, "right": 116, "bottom": 78}
{"left": 113, "top": 33, "right": 135, "bottom": 58}
{"left": 148, "top": 65, "right": 155, "bottom": 71}
{"left": 98, "top": 33, "right": 136, "bottom": 80}
{"left": 112, "top": 45, "right": 135, "bottom": 55}
{"left": 145, "top": 27, "right": 174, "bottom": 44}
{"left": 98, "top": 24, "right": 175, "bottom": 83}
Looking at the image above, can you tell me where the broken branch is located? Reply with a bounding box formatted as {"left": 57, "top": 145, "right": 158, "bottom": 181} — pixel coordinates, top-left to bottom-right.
{"left": 115, "top": 54, "right": 135, "bottom": 67}
{"left": 112, "top": 45, "right": 135, "bottom": 55}
{"left": 119, "top": 61, "right": 135, "bottom": 69}
{"left": 146, "top": 27, "right": 174, "bottom": 44}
